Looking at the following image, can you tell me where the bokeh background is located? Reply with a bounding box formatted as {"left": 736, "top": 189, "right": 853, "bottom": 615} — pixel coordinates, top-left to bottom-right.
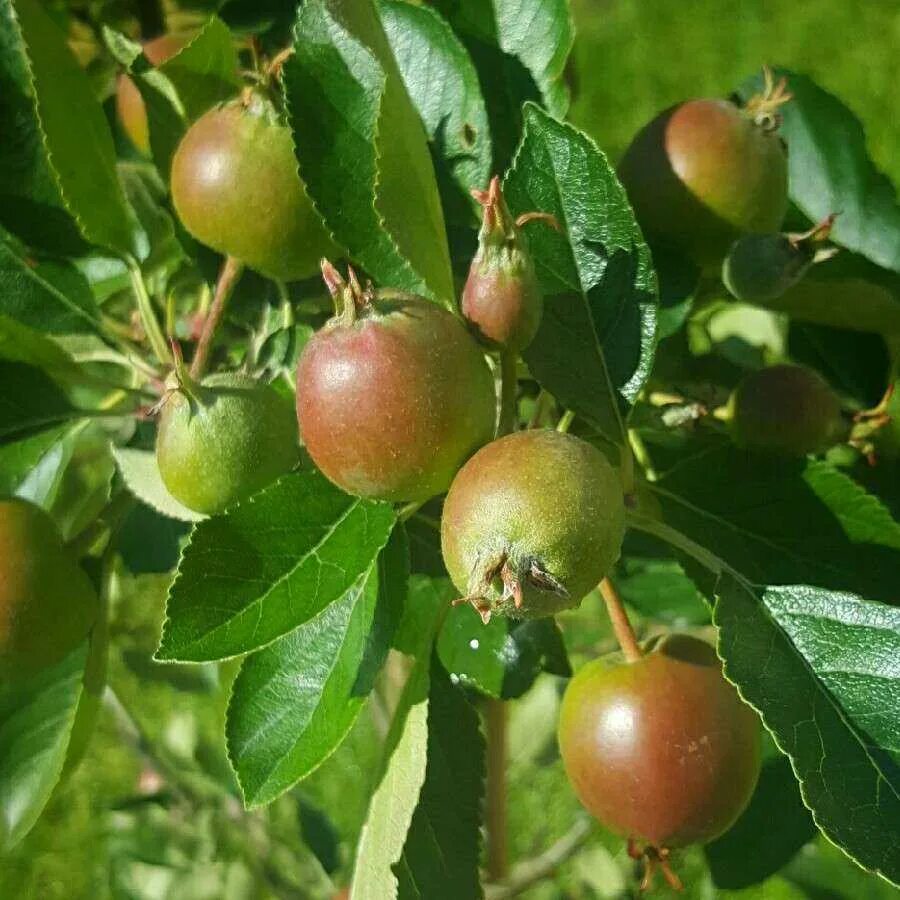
{"left": 569, "top": 0, "right": 900, "bottom": 184}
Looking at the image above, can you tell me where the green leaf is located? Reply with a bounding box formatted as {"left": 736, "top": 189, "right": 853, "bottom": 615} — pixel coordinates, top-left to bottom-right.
{"left": 0, "top": 643, "right": 87, "bottom": 850}
{"left": 354, "top": 525, "right": 410, "bottom": 694}
{"left": 351, "top": 576, "right": 451, "bottom": 900}
{"left": 615, "top": 552, "right": 710, "bottom": 627}
{"left": 157, "top": 470, "right": 397, "bottom": 662}
{"left": 741, "top": 70, "right": 900, "bottom": 274}
{"left": 114, "top": 502, "right": 190, "bottom": 575}
{"left": 432, "top": 0, "right": 573, "bottom": 170}
{"left": 0, "top": 0, "right": 82, "bottom": 254}
{"left": 112, "top": 446, "right": 205, "bottom": 524}
{"left": 10, "top": 0, "right": 135, "bottom": 256}
{"left": 650, "top": 441, "right": 900, "bottom": 602}
{"left": 157, "top": 18, "right": 239, "bottom": 123}
{"left": 705, "top": 756, "right": 817, "bottom": 889}
{"left": 506, "top": 104, "right": 658, "bottom": 442}
{"left": 350, "top": 691, "right": 430, "bottom": 900}
{"left": 715, "top": 577, "right": 900, "bottom": 885}
{"left": 393, "top": 660, "right": 484, "bottom": 900}
{"left": 437, "top": 605, "right": 569, "bottom": 699}
{"left": 0, "top": 424, "right": 71, "bottom": 500}
{"left": 0, "top": 228, "right": 101, "bottom": 335}
{"left": 378, "top": 1, "right": 491, "bottom": 234}
{"left": 226, "top": 558, "right": 382, "bottom": 807}
{"left": 788, "top": 321, "right": 890, "bottom": 409}
{"left": 0, "top": 361, "right": 78, "bottom": 443}
{"left": 754, "top": 249, "right": 900, "bottom": 335}
{"left": 284, "top": 0, "right": 453, "bottom": 302}
{"left": 119, "top": 163, "right": 187, "bottom": 274}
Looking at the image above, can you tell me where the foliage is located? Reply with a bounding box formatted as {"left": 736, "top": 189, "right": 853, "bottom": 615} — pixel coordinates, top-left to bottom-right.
{"left": 1, "top": 0, "right": 899, "bottom": 897}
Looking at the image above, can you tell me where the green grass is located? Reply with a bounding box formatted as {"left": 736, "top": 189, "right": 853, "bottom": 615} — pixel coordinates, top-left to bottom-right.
{"left": 569, "top": 0, "right": 900, "bottom": 185}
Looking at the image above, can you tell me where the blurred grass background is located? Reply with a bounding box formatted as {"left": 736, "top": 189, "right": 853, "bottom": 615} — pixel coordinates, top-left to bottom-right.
{"left": 569, "top": 0, "right": 900, "bottom": 185}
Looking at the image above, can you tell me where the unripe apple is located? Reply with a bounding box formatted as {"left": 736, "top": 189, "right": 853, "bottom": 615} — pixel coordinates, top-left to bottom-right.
{"left": 730, "top": 364, "right": 842, "bottom": 456}
{"left": 170, "top": 98, "right": 336, "bottom": 281}
{"left": 461, "top": 176, "right": 545, "bottom": 352}
{"left": 0, "top": 498, "right": 98, "bottom": 681}
{"left": 619, "top": 92, "right": 789, "bottom": 267}
{"left": 156, "top": 371, "right": 299, "bottom": 514}
{"left": 116, "top": 34, "right": 190, "bottom": 154}
{"left": 441, "top": 430, "right": 625, "bottom": 621}
{"left": 297, "top": 263, "right": 496, "bottom": 503}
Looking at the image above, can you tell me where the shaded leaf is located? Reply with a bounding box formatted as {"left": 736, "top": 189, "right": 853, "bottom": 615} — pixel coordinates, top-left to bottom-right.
{"left": 506, "top": 104, "right": 657, "bottom": 442}
{"left": 11, "top": 0, "right": 134, "bottom": 255}
{"left": 0, "top": 643, "right": 87, "bottom": 850}
{"left": 379, "top": 0, "right": 491, "bottom": 243}
{"left": 741, "top": 70, "right": 900, "bottom": 273}
{"left": 284, "top": 0, "right": 453, "bottom": 302}
{"left": 437, "top": 606, "right": 569, "bottom": 699}
{"left": 393, "top": 660, "right": 484, "bottom": 900}
{"left": 0, "top": 361, "right": 78, "bottom": 443}
{"left": 433, "top": 0, "right": 573, "bottom": 171}
{"left": 0, "top": 229, "right": 101, "bottom": 335}
{"left": 226, "top": 562, "right": 381, "bottom": 806}
{"left": 157, "top": 470, "right": 396, "bottom": 661}
{"left": 706, "top": 756, "right": 817, "bottom": 889}
{"left": 0, "top": 0, "right": 83, "bottom": 254}
{"left": 715, "top": 576, "right": 900, "bottom": 885}
{"left": 112, "top": 446, "right": 205, "bottom": 524}
{"left": 650, "top": 440, "right": 900, "bottom": 602}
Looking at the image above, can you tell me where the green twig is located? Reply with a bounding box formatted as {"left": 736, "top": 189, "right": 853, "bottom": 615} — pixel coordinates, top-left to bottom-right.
{"left": 498, "top": 350, "right": 519, "bottom": 436}
{"left": 127, "top": 259, "right": 171, "bottom": 367}
{"left": 556, "top": 409, "right": 575, "bottom": 433}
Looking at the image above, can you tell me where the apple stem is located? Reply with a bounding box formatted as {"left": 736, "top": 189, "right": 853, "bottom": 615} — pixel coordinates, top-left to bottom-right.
{"left": 191, "top": 256, "right": 244, "bottom": 379}
{"left": 498, "top": 350, "right": 519, "bottom": 436}
{"left": 599, "top": 577, "right": 642, "bottom": 662}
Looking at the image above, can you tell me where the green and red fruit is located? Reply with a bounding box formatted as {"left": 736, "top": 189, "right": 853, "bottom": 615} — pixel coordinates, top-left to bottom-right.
{"left": 461, "top": 176, "right": 550, "bottom": 353}
{"left": 296, "top": 263, "right": 496, "bottom": 503}
{"left": 0, "top": 498, "right": 98, "bottom": 681}
{"left": 441, "top": 429, "right": 625, "bottom": 621}
{"left": 156, "top": 370, "right": 298, "bottom": 515}
{"left": 170, "top": 97, "right": 335, "bottom": 281}
{"left": 116, "top": 33, "right": 190, "bottom": 154}
{"left": 558, "top": 634, "right": 761, "bottom": 849}
{"left": 618, "top": 78, "right": 790, "bottom": 267}
{"left": 723, "top": 215, "right": 837, "bottom": 303}
{"left": 730, "top": 363, "right": 842, "bottom": 456}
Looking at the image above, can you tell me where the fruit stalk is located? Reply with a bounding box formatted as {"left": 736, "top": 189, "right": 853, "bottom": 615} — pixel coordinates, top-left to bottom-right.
{"left": 128, "top": 259, "right": 172, "bottom": 366}
{"left": 191, "top": 256, "right": 245, "bottom": 378}
{"left": 498, "top": 350, "right": 518, "bottom": 437}
{"left": 598, "top": 577, "right": 642, "bottom": 662}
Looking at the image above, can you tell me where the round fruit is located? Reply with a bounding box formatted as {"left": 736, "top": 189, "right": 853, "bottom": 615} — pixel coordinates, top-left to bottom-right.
{"left": 156, "top": 371, "right": 299, "bottom": 514}
{"left": 441, "top": 429, "right": 625, "bottom": 621}
{"left": 462, "top": 176, "right": 543, "bottom": 352}
{"left": 0, "top": 498, "right": 98, "bottom": 681}
{"left": 116, "top": 34, "right": 189, "bottom": 154}
{"left": 618, "top": 94, "right": 788, "bottom": 266}
{"left": 297, "top": 263, "right": 496, "bottom": 503}
{"left": 558, "top": 634, "right": 761, "bottom": 848}
{"left": 730, "top": 363, "right": 842, "bottom": 456}
{"left": 170, "top": 98, "right": 335, "bottom": 281}
{"left": 723, "top": 215, "right": 836, "bottom": 303}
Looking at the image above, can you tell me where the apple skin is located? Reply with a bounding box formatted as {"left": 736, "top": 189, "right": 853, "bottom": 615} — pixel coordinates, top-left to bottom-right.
{"left": 170, "top": 101, "right": 336, "bottom": 281}
{"left": 619, "top": 98, "right": 788, "bottom": 267}
{"left": 558, "top": 634, "right": 761, "bottom": 848}
{"left": 297, "top": 293, "right": 496, "bottom": 503}
{"left": 0, "top": 498, "right": 98, "bottom": 681}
